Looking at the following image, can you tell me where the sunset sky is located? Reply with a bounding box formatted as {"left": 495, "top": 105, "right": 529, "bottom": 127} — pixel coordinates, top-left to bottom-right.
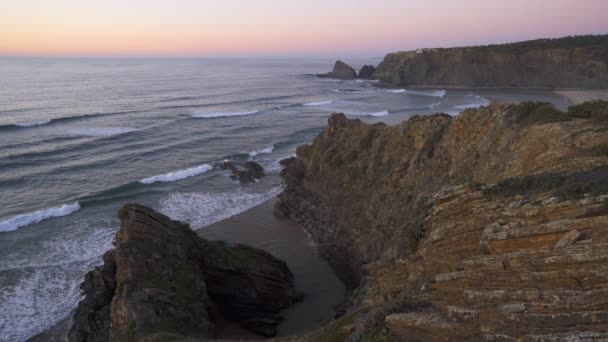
{"left": 2, "top": 0, "right": 607, "bottom": 57}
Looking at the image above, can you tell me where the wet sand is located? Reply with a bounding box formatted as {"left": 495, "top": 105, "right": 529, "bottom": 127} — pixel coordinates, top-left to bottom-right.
{"left": 198, "top": 199, "right": 346, "bottom": 339}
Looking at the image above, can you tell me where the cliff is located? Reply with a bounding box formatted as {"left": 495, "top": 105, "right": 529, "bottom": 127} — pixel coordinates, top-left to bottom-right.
{"left": 372, "top": 35, "right": 608, "bottom": 88}
{"left": 69, "top": 204, "right": 301, "bottom": 341}
{"left": 277, "top": 100, "right": 608, "bottom": 340}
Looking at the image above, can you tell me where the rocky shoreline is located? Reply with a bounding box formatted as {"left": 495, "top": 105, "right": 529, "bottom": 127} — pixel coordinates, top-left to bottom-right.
{"left": 275, "top": 99, "right": 608, "bottom": 340}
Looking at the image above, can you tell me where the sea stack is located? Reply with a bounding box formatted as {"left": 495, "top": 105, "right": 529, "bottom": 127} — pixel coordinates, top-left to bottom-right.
{"left": 68, "top": 204, "right": 301, "bottom": 341}
{"left": 317, "top": 60, "right": 357, "bottom": 80}
{"left": 358, "top": 65, "right": 376, "bottom": 79}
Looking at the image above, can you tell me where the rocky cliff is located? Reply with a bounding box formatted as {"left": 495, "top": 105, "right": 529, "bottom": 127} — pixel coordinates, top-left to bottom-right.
{"left": 69, "top": 204, "right": 301, "bottom": 341}
{"left": 372, "top": 35, "right": 608, "bottom": 88}
{"left": 277, "top": 100, "right": 608, "bottom": 340}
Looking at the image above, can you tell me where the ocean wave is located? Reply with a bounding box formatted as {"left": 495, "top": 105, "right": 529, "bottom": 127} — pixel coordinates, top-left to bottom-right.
{"left": 347, "top": 110, "right": 390, "bottom": 117}
{"left": 140, "top": 163, "right": 213, "bottom": 184}
{"left": 453, "top": 98, "right": 490, "bottom": 110}
{"left": 15, "top": 120, "right": 51, "bottom": 127}
{"left": 249, "top": 146, "right": 274, "bottom": 157}
{"left": 429, "top": 102, "right": 442, "bottom": 109}
{"left": 0, "top": 203, "right": 81, "bottom": 233}
{"left": 192, "top": 110, "right": 259, "bottom": 118}
{"left": 65, "top": 127, "right": 139, "bottom": 137}
{"left": 0, "top": 223, "right": 114, "bottom": 341}
{"left": 303, "top": 100, "right": 333, "bottom": 106}
{"left": 160, "top": 187, "right": 282, "bottom": 229}
{"left": 390, "top": 89, "right": 446, "bottom": 98}
{"left": 332, "top": 89, "right": 376, "bottom": 94}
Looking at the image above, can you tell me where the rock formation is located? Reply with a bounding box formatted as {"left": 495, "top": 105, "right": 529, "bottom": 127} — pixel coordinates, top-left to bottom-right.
{"left": 372, "top": 35, "right": 608, "bottom": 88}
{"left": 69, "top": 204, "right": 300, "bottom": 341}
{"left": 221, "top": 160, "right": 265, "bottom": 183}
{"left": 277, "top": 100, "right": 608, "bottom": 340}
{"left": 317, "top": 60, "right": 357, "bottom": 80}
{"left": 357, "top": 65, "right": 376, "bottom": 79}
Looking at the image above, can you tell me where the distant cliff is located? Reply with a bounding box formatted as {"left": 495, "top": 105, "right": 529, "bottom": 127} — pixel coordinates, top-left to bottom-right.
{"left": 277, "top": 101, "right": 608, "bottom": 340}
{"left": 373, "top": 35, "right": 608, "bottom": 88}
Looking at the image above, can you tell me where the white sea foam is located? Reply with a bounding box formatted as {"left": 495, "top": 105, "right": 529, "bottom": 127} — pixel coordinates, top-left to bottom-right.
{"left": 393, "top": 89, "right": 446, "bottom": 97}
{"left": 249, "top": 146, "right": 274, "bottom": 157}
{"left": 66, "top": 127, "right": 138, "bottom": 137}
{"left": 347, "top": 110, "right": 390, "bottom": 117}
{"left": 303, "top": 100, "right": 333, "bottom": 106}
{"left": 160, "top": 187, "right": 282, "bottom": 229}
{"left": 192, "top": 110, "right": 259, "bottom": 118}
{"left": 140, "top": 163, "right": 213, "bottom": 184}
{"left": 0, "top": 223, "right": 114, "bottom": 341}
{"left": 429, "top": 102, "right": 442, "bottom": 109}
{"left": 15, "top": 120, "right": 51, "bottom": 127}
{"left": 0, "top": 203, "right": 81, "bottom": 233}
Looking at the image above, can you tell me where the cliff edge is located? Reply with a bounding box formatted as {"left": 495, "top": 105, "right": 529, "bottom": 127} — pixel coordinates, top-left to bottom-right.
{"left": 277, "top": 100, "right": 608, "bottom": 340}
{"left": 372, "top": 35, "right": 608, "bottom": 88}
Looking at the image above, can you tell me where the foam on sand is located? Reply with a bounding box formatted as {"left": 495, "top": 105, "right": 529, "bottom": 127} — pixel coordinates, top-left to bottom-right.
{"left": 303, "top": 100, "right": 333, "bottom": 106}
{"left": 66, "top": 127, "right": 138, "bottom": 137}
{"left": 160, "top": 187, "right": 282, "bottom": 229}
{"left": 140, "top": 163, "right": 213, "bottom": 184}
{"left": 0, "top": 203, "right": 81, "bottom": 233}
{"left": 192, "top": 110, "right": 259, "bottom": 118}
{"left": 249, "top": 146, "right": 274, "bottom": 157}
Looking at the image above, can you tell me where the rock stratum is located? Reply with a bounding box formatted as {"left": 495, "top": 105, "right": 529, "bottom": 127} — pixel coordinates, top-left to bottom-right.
{"left": 69, "top": 204, "right": 301, "bottom": 342}
{"left": 372, "top": 35, "right": 608, "bottom": 88}
{"left": 277, "top": 100, "right": 608, "bottom": 340}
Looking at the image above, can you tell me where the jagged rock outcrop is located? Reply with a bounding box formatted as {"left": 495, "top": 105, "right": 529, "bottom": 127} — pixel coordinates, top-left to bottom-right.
{"left": 221, "top": 161, "right": 265, "bottom": 183}
{"left": 373, "top": 35, "right": 608, "bottom": 88}
{"left": 317, "top": 60, "right": 357, "bottom": 80}
{"left": 69, "top": 204, "right": 300, "bottom": 341}
{"left": 277, "top": 101, "right": 608, "bottom": 340}
{"left": 357, "top": 65, "right": 376, "bottom": 79}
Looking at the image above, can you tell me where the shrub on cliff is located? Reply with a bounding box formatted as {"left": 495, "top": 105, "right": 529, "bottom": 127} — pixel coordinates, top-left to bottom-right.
{"left": 569, "top": 100, "right": 608, "bottom": 123}
{"left": 509, "top": 101, "right": 570, "bottom": 125}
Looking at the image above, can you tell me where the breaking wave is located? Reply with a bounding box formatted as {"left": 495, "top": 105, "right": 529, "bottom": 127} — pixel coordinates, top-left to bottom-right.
{"left": 139, "top": 163, "right": 213, "bottom": 184}
{"left": 192, "top": 110, "right": 259, "bottom": 118}
{"left": 0, "top": 203, "right": 81, "bottom": 233}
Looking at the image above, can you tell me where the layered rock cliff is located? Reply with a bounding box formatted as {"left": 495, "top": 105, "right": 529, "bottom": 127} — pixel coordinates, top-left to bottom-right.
{"left": 372, "top": 35, "right": 608, "bottom": 88}
{"left": 277, "top": 100, "right": 608, "bottom": 340}
{"left": 69, "top": 204, "right": 301, "bottom": 341}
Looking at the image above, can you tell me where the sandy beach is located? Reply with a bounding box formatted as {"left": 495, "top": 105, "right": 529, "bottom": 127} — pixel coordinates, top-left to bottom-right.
{"left": 555, "top": 90, "right": 608, "bottom": 105}
{"left": 198, "top": 199, "right": 346, "bottom": 339}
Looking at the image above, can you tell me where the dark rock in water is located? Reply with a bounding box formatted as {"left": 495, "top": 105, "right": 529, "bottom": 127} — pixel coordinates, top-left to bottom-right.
{"left": 358, "top": 65, "right": 376, "bottom": 79}
{"left": 317, "top": 60, "right": 357, "bottom": 80}
{"left": 68, "top": 251, "right": 116, "bottom": 342}
{"left": 221, "top": 161, "right": 265, "bottom": 183}
{"left": 69, "top": 204, "right": 300, "bottom": 341}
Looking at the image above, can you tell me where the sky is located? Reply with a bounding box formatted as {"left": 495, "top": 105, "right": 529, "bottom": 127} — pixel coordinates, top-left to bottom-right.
{"left": 1, "top": 0, "right": 607, "bottom": 58}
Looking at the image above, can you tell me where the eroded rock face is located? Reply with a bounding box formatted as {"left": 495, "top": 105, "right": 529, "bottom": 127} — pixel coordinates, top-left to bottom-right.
{"left": 357, "top": 65, "right": 376, "bottom": 79}
{"left": 372, "top": 35, "right": 608, "bottom": 88}
{"left": 276, "top": 106, "right": 608, "bottom": 288}
{"left": 277, "top": 102, "right": 608, "bottom": 340}
{"left": 70, "top": 204, "right": 300, "bottom": 341}
{"left": 317, "top": 60, "right": 357, "bottom": 80}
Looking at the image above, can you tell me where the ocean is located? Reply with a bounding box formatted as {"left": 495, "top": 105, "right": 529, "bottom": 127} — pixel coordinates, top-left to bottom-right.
{"left": 0, "top": 57, "right": 516, "bottom": 341}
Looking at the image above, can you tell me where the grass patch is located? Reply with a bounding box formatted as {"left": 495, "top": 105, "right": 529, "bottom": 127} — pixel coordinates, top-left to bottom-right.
{"left": 420, "top": 126, "right": 447, "bottom": 158}
{"left": 509, "top": 102, "right": 571, "bottom": 125}
{"left": 482, "top": 165, "right": 608, "bottom": 200}
{"left": 591, "top": 143, "right": 608, "bottom": 157}
{"left": 301, "top": 307, "right": 370, "bottom": 342}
